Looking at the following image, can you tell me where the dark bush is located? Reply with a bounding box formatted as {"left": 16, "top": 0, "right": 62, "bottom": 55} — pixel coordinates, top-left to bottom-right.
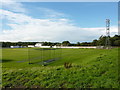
{"left": 64, "top": 62, "right": 72, "bottom": 69}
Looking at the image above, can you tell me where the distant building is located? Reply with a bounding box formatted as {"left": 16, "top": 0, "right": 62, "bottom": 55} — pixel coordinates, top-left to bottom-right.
{"left": 35, "top": 43, "right": 43, "bottom": 47}
{"left": 35, "top": 43, "right": 51, "bottom": 48}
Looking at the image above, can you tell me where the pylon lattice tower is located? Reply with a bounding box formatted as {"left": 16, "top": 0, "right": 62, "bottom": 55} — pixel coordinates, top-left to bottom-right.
{"left": 105, "top": 19, "right": 110, "bottom": 49}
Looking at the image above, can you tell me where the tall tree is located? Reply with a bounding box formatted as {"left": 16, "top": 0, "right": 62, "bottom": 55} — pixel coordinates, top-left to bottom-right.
{"left": 62, "top": 41, "right": 71, "bottom": 46}
{"left": 91, "top": 39, "right": 98, "bottom": 46}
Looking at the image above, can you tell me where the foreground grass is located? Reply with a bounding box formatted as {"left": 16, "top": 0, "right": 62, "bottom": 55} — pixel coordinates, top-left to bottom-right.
{"left": 2, "top": 48, "right": 119, "bottom": 88}
{"left": 2, "top": 64, "right": 118, "bottom": 88}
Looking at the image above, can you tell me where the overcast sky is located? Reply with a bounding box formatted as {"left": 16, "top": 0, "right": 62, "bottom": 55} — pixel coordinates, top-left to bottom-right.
{"left": 0, "top": 0, "right": 118, "bottom": 43}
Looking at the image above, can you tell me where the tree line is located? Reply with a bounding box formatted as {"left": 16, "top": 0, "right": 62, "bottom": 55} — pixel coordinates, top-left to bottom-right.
{"left": 1, "top": 35, "right": 120, "bottom": 47}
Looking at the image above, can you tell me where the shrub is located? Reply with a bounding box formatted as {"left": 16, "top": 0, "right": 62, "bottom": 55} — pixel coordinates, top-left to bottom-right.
{"left": 64, "top": 62, "right": 72, "bottom": 69}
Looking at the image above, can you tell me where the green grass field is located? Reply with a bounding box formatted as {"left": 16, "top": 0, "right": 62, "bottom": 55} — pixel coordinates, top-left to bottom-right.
{"left": 1, "top": 48, "right": 119, "bottom": 88}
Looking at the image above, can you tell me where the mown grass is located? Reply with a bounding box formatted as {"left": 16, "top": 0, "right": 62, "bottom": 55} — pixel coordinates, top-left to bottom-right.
{"left": 1, "top": 48, "right": 119, "bottom": 88}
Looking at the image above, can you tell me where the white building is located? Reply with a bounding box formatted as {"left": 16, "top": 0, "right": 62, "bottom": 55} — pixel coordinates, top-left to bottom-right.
{"left": 35, "top": 43, "right": 51, "bottom": 48}
{"left": 35, "top": 43, "right": 43, "bottom": 47}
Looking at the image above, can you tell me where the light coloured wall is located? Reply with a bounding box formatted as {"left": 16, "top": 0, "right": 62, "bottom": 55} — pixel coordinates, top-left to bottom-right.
{"left": 28, "top": 45, "right": 35, "bottom": 48}
{"left": 53, "top": 46, "right": 97, "bottom": 49}
{"left": 10, "top": 46, "right": 21, "bottom": 48}
{"left": 35, "top": 45, "right": 97, "bottom": 49}
{"left": 40, "top": 46, "right": 50, "bottom": 48}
